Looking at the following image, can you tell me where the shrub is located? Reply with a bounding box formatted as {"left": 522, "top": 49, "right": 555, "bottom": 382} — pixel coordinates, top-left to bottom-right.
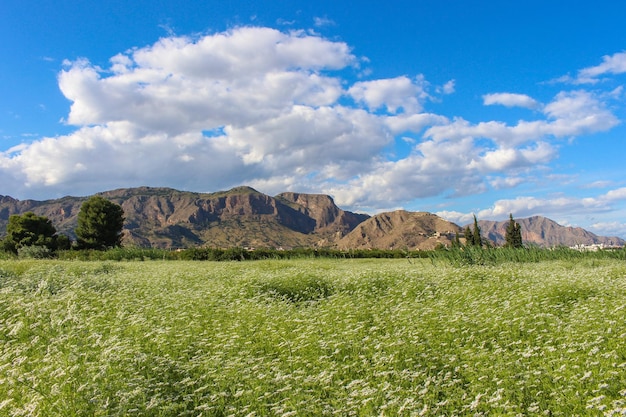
{"left": 17, "top": 245, "right": 54, "bottom": 259}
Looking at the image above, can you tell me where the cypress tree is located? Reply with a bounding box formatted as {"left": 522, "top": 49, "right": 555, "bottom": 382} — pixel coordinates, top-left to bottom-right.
{"left": 464, "top": 226, "right": 473, "bottom": 247}
{"left": 505, "top": 213, "right": 523, "bottom": 248}
{"left": 472, "top": 215, "right": 482, "bottom": 247}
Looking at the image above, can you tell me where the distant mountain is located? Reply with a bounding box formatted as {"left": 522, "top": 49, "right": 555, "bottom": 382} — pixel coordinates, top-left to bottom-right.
{"left": 337, "top": 210, "right": 463, "bottom": 250}
{"left": 476, "top": 216, "right": 625, "bottom": 248}
{"left": 1, "top": 187, "right": 623, "bottom": 250}
{"left": 0, "top": 186, "right": 369, "bottom": 249}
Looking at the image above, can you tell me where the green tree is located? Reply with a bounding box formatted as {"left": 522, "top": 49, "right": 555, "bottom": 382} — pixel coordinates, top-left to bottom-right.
{"left": 505, "top": 213, "right": 523, "bottom": 248}
{"left": 75, "top": 196, "right": 125, "bottom": 250}
{"left": 451, "top": 232, "right": 461, "bottom": 248}
{"left": 2, "top": 212, "right": 59, "bottom": 254}
{"left": 471, "top": 214, "right": 482, "bottom": 247}
{"left": 464, "top": 226, "right": 473, "bottom": 246}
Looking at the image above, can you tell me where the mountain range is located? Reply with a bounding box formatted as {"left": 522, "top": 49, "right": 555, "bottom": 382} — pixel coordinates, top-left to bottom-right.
{"left": 0, "top": 186, "right": 623, "bottom": 249}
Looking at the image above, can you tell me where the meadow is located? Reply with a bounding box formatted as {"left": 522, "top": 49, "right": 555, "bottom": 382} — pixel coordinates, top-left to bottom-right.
{"left": 1, "top": 257, "right": 626, "bottom": 416}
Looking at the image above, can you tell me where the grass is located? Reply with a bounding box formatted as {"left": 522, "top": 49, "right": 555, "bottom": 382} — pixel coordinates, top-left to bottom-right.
{"left": 1, "top": 258, "right": 626, "bottom": 415}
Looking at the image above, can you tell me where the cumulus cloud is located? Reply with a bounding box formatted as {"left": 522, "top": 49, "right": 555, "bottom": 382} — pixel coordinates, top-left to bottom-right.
{"left": 590, "top": 221, "right": 626, "bottom": 238}
{"left": 0, "top": 26, "right": 623, "bottom": 223}
{"left": 483, "top": 93, "right": 540, "bottom": 109}
{"left": 438, "top": 186, "right": 626, "bottom": 226}
{"left": 441, "top": 80, "right": 455, "bottom": 95}
{"left": 426, "top": 90, "right": 618, "bottom": 147}
{"left": 488, "top": 176, "right": 526, "bottom": 190}
{"left": 58, "top": 28, "right": 351, "bottom": 133}
{"left": 348, "top": 75, "right": 428, "bottom": 114}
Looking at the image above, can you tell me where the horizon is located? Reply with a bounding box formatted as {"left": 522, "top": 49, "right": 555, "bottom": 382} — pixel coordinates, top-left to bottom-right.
{"left": 2, "top": 1, "right": 626, "bottom": 237}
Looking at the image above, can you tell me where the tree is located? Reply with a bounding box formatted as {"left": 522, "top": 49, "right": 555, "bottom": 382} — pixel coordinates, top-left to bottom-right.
{"left": 2, "top": 212, "right": 59, "bottom": 254}
{"left": 451, "top": 232, "right": 461, "bottom": 248}
{"left": 75, "top": 196, "right": 125, "bottom": 250}
{"left": 464, "top": 226, "right": 473, "bottom": 247}
{"left": 471, "top": 214, "right": 482, "bottom": 247}
{"left": 505, "top": 213, "right": 523, "bottom": 248}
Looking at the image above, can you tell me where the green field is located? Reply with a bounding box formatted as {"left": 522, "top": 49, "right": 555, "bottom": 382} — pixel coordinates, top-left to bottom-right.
{"left": 1, "top": 258, "right": 626, "bottom": 416}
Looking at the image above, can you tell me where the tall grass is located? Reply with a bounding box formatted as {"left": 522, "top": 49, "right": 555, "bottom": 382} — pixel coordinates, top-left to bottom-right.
{"left": 429, "top": 246, "right": 626, "bottom": 265}
{"left": 1, "top": 258, "right": 626, "bottom": 415}
{"left": 53, "top": 245, "right": 626, "bottom": 263}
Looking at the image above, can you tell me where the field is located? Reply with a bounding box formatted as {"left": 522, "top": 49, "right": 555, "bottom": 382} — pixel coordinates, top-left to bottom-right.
{"left": 1, "top": 258, "right": 626, "bottom": 416}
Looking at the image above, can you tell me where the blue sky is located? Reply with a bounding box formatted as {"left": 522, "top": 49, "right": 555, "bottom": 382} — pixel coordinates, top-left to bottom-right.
{"left": 2, "top": 1, "right": 626, "bottom": 237}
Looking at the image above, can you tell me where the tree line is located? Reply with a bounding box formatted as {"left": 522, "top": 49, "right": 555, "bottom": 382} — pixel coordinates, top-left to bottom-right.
{"left": 454, "top": 213, "right": 523, "bottom": 249}
{"left": 1, "top": 196, "right": 124, "bottom": 257}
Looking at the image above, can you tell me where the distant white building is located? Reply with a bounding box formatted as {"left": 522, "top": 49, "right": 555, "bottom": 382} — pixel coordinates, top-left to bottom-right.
{"left": 570, "top": 243, "right": 621, "bottom": 251}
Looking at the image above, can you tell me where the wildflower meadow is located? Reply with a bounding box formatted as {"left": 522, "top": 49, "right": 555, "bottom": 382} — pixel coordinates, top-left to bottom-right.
{"left": 1, "top": 257, "right": 625, "bottom": 415}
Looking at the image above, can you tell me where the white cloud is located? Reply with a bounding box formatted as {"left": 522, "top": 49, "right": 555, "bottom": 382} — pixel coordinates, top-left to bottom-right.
{"left": 433, "top": 185, "right": 626, "bottom": 236}
{"left": 0, "top": 26, "right": 624, "bottom": 231}
{"left": 603, "top": 187, "right": 626, "bottom": 202}
{"left": 442, "top": 80, "right": 455, "bottom": 95}
{"left": 348, "top": 75, "right": 428, "bottom": 114}
{"left": 576, "top": 51, "right": 626, "bottom": 83}
{"left": 489, "top": 176, "right": 525, "bottom": 190}
{"left": 435, "top": 211, "right": 475, "bottom": 226}
{"left": 426, "top": 90, "right": 618, "bottom": 147}
{"left": 589, "top": 221, "right": 626, "bottom": 238}
{"left": 0, "top": 27, "right": 393, "bottom": 199}
{"left": 384, "top": 113, "right": 449, "bottom": 134}
{"left": 476, "top": 195, "right": 605, "bottom": 219}
{"left": 483, "top": 93, "right": 540, "bottom": 109}
{"left": 313, "top": 16, "right": 335, "bottom": 27}
{"left": 325, "top": 136, "right": 487, "bottom": 210}
{"left": 582, "top": 180, "right": 614, "bottom": 189}
{"left": 224, "top": 105, "right": 389, "bottom": 174}
{"left": 445, "top": 186, "right": 626, "bottom": 223}
{"left": 58, "top": 29, "right": 351, "bottom": 134}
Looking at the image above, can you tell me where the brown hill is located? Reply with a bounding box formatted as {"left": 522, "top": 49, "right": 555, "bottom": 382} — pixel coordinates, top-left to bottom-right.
{"left": 2, "top": 187, "right": 623, "bottom": 250}
{"left": 337, "top": 210, "right": 463, "bottom": 250}
{"left": 276, "top": 192, "right": 369, "bottom": 235}
{"left": 477, "top": 216, "right": 625, "bottom": 248}
{"left": 0, "top": 186, "right": 370, "bottom": 249}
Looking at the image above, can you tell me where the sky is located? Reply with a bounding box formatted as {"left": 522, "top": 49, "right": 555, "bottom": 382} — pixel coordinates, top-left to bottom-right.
{"left": 2, "top": 1, "right": 626, "bottom": 237}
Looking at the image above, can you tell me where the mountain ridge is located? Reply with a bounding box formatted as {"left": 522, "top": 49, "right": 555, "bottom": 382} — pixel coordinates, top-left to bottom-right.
{"left": 0, "top": 186, "right": 623, "bottom": 249}
{"left": 475, "top": 216, "right": 625, "bottom": 248}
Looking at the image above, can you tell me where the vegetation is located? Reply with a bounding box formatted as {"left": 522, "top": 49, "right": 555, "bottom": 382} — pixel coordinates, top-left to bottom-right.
{"left": 471, "top": 214, "right": 482, "bottom": 246}
{"left": 464, "top": 214, "right": 483, "bottom": 247}
{"left": 75, "top": 196, "right": 125, "bottom": 250}
{"left": 27, "top": 244, "right": 619, "bottom": 263}
{"left": 1, "top": 258, "right": 626, "bottom": 415}
{"left": 429, "top": 245, "right": 626, "bottom": 265}
{"left": 505, "top": 213, "right": 524, "bottom": 248}
{"left": 0, "top": 212, "right": 70, "bottom": 255}
{"left": 56, "top": 246, "right": 430, "bottom": 261}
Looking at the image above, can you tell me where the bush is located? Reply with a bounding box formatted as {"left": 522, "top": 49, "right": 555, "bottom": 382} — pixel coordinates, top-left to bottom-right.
{"left": 18, "top": 245, "right": 54, "bottom": 259}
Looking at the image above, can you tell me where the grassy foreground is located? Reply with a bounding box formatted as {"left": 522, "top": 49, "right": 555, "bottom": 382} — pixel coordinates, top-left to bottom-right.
{"left": 1, "top": 258, "right": 626, "bottom": 416}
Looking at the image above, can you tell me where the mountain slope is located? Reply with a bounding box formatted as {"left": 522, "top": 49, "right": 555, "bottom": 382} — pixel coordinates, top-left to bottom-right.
{"left": 1, "top": 187, "right": 623, "bottom": 250}
{"left": 477, "top": 216, "right": 625, "bottom": 247}
{"left": 337, "top": 210, "right": 463, "bottom": 250}
{"left": 0, "top": 186, "right": 369, "bottom": 249}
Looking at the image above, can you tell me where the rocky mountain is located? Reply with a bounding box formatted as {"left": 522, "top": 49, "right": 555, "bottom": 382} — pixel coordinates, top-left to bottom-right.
{"left": 476, "top": 216, "right": 625, "bottom": 248}
{"left": 0, "top": 186, "right": 370, "bottom": 249}
{"left": 1, "top": 186, "right": 623, "bottom": 250}
{"left": 337, "top": 210, "right": 463, "bottom": 251}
